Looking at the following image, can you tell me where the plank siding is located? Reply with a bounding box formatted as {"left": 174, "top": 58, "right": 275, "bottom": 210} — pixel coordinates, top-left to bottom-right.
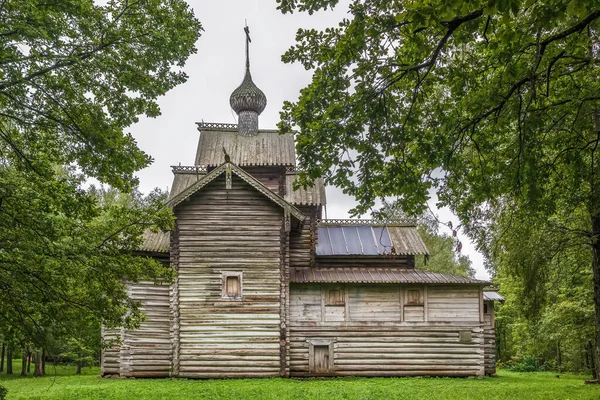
{"left": 290, "top": 283, "right": 485, "bottom": 377}
{"left": 119, "top": 281, "right": 171, "bottom": 378}
{"left": 174, "top": 175, "right": 284, "bottom": 378}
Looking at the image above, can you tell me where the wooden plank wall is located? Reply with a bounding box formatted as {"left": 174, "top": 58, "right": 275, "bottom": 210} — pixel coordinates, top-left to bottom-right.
{"left": 119, "top": 281, "right": 172, "bottom": 377}
{"left": 173, "top": 175, "right": 284, "bottom": 378}
{"left": 290, "top": 283, "right": 485, "bottom": 377}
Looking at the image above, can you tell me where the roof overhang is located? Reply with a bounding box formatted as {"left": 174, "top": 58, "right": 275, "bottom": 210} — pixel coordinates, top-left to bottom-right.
{"left": 167, "top": 162, "right": 306, "bottom": 222}
{"left": 291, "top": 267, "right": 489, "bottom": 285}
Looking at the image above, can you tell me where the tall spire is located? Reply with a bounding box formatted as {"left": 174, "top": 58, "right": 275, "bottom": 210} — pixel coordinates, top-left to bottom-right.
{"left": 229, "top": 23, "right": 267, "bottom": 136}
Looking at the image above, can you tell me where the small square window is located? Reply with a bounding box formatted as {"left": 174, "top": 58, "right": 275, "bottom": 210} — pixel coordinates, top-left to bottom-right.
{"left": 226, "top": 276, "right": 240, "bottom": 297}
{"left": 407, "top": 289, "right": 422, "bottom": 305}
{"left": 328, "top": 289, "right": 344, "bottom": 305}
{"left": 221, "top": 272, "right": 242, "bottom": 299}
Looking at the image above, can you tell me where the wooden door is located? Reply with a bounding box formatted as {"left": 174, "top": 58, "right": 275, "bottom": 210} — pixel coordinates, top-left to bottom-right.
{"left": 313, "top": 345, "right": 330, "bottom": 373}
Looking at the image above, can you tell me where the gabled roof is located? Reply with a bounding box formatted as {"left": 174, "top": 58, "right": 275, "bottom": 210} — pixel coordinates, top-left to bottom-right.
{"left": 316, "top": 220, "right": 429, "bottom": 256}
{"left": 167, "top": 162, "right": 305, "bottom": 221}
{"left": 290, "top": 267, "right": 487, "bottom": 285}
{"left": 195, "top": 129, "right": 296, "bottom": 167}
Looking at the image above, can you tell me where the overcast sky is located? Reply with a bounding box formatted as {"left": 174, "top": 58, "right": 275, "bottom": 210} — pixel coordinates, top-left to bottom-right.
{"left": 127, "top": 0, "right": 489, "bottom": 280}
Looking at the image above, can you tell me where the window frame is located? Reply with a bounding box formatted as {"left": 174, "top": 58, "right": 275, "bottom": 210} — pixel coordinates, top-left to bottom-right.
{"left": 221, "top": 271, "right": 243, "bottom": 300}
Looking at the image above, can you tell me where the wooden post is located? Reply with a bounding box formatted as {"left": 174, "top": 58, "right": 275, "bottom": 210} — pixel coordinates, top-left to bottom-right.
{"left": 423, "top": 285, "right": 428, "bottom": 322}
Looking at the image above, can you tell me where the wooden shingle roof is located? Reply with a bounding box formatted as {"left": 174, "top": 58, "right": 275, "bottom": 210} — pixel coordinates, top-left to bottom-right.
{"left": 195, "top": 129, "right": 296, "bottom": 167}
{"left": 284, "top": 173, "right": 326, "bottom": 206}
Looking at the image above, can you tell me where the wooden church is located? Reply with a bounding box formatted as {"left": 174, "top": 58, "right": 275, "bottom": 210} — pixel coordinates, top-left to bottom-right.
{"left": 102, "top": 28, "right": 502, "bottom": 379}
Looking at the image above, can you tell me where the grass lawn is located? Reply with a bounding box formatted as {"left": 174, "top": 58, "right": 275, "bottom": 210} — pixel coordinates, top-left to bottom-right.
{"left": 0, "top": 360, "right": 597, "bottom": 400}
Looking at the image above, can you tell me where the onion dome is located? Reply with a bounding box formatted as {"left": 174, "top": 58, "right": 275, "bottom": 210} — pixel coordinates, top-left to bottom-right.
{"left": 229, "top": 25, "right": 267, "bottom": 136}
{"left": 229, "top": 67, "right": 267, "bottom": 116}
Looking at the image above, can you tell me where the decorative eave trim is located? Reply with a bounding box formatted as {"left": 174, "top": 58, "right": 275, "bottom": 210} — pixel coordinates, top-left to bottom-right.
{"left": 196, "top": 122, "right": 238, "bottom": 131}
{"left": 166, "top": 162, "right": 306, "bottom": 221}
{"left": 318, "top": 218, "right": 417, "bottom": 227}
{"left": 171, "top": 165, "right": 207, "bottom": 174}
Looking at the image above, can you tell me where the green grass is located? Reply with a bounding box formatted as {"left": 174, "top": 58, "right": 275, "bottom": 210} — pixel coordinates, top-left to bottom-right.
{"left": 0, "top": 361, "right": 597, "bottom": 400}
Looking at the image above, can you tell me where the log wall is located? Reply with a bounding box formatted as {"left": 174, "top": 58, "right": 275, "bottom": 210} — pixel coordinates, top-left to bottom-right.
{"left": 101, "top": 327, "right": 121, "bottom": 376}
{"left": 173, "top": 175, "right": 284, "bottom": 378}
{"left": 290, "top": 206, "right": 318, "bottom": 269}
{"left": 119, "top": 281, "right": 172, "bottom": 377}
{"left": 484, "top": 300, "right": 496, "bottom": 375}
{"left": 289, "top": 283, "right": 485, "bottom": 377}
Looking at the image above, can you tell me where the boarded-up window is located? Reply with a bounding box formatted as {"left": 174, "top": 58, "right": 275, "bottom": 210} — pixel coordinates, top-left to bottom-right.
{"left": 328, "top": 289, "right": 344, "bottom": 304}
{"left": 221, "top": 272, "right": 242, "bottom": 299}
{"left": 226, "top": 276, "right": 240, "bottom": 297}
{"left": 407, "top": 289, "right": 422, "bottom": 305}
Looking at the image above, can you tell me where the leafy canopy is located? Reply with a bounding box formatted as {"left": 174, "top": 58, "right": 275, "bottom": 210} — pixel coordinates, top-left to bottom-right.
{"left": 0, "top": 0, "right": 201, "bottom": 348}
{"left": 278, "top": 0, "right": 600, "bottom": 226}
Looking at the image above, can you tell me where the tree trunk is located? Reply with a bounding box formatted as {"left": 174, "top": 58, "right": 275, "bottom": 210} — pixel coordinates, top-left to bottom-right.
{"left": 76, "top": 360, "right": 82, "bottom": 375}
{"left": 0, "top": 343, "right": 4, "bottom": 373}
{"left": 20, "top": 352, "right": 27, "bottom": 376}
{"left": 26, "top": 350, "right": 31, "bottom": 374}
{"left": 6, "top": 350, "right": 12, "bottom": 374}
{"left": 41, "top": 348, "right": 45, "bottom": 375}
{"left": 591, "top": 214, "right": 600, "bottom": 379}
{"left": 34, "top": 351, "right": 43, "bottom": 377}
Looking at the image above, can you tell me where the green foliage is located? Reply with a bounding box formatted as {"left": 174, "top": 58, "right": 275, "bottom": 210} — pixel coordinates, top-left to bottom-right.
{"left": 508, "top": 355, "right": 540, "bottom": 372}
{"left": 0, "top": 384, "right": 6, "bottom": 400}
{"left": 0, "top": 0, "right": 199, "bottom": 351}
{"left": 0, "top": 0, "right": 202, "bottom": 189}
{"left": 1, "top": 369, "right": 599, "bottom": 399}
{"left": 278, "top": 0, "right": 599, "bottom": 221}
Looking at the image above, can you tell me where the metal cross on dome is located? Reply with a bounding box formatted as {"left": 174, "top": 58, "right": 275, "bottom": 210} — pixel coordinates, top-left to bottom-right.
{"left": 244, "top": 22, "right": 251, "bottom": 68}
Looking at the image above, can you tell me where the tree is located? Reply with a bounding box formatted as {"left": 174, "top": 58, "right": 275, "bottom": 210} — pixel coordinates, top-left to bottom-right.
{"left": 1, "top": 0, "right": 202, "bottom": 189}
{"left": 0, "top": 0, "right": 200, "bottom": 351}
{"left": 277, "top": 0, "right": 600, "bottom": 377}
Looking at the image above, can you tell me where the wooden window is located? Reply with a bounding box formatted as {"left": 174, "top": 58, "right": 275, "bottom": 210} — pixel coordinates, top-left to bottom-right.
{"left": 226, "top": 276, "right": 240, "bottom": 297}
{"left": 484, "top": 303, "right": 488, "bottom": 314}
{"left": 221, "top": 272, "right": 242, "bottom": 299}
{"left": 328, "top": 289, "right": 344, "bottom": 305}
{"left": 407, "top": 289, "right": 422, "bottom": 305}
{"left": 459, "top": 330, "right": 472, "bottom": 343}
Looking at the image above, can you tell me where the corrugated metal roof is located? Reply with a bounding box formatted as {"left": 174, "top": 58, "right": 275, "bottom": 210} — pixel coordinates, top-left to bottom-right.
{"left": 284, "top": 173, "right": 326, "bottom": 206}
{"left": 484, "top": 290, "right": 505, "bottom": 302}
{"left": 290, "top": 267, "right": 487, "bottom": 285}
{"left": 195, "top": 130, "right": 296, "bottom": 167}
{"left": 140, "top": 230, "right": 170, "bottom": 253}
{"left": 316, "top": 225, "right": 428, "bottom": 256}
